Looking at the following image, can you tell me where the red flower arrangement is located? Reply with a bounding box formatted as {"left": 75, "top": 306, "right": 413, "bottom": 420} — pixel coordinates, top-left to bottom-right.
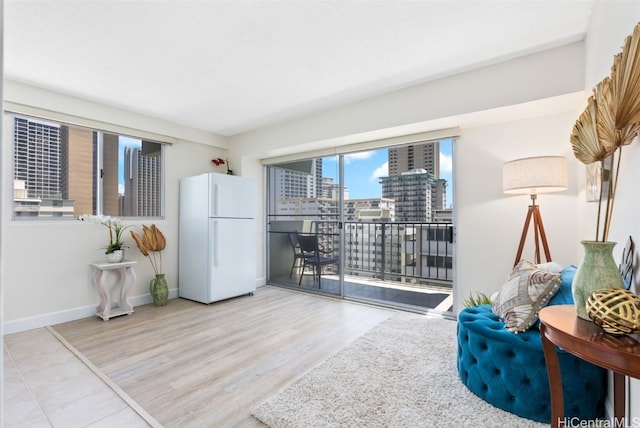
{"left": 211, "top": 157, "right": 233, "bottom": 175}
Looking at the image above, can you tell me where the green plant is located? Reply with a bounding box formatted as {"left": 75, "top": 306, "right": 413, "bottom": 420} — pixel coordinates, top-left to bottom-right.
{"left": 79, "top": 214, "right": 131, "bottom": 254}
{"left": 463, "top": 292, "right": 492, "bottom": 308}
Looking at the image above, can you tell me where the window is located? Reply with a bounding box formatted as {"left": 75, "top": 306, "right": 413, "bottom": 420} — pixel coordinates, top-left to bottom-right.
{"left": 12, "top": 115, "right": 164, "bottom": 220}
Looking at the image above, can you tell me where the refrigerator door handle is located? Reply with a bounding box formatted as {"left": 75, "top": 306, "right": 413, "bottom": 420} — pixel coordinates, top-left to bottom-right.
{"left": 212, "top": 220, "right": 219, "bottom": 267}
{"left": 212, "top": 183, "right": 219, "bottom": 217}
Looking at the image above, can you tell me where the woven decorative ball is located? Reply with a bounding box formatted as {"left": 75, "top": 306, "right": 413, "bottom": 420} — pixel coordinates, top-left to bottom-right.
{"left": 586, "top": 288, "right": 640, "bottom": 335}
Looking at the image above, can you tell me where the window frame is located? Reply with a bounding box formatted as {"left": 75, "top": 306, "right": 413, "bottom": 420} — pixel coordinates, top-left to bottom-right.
{"left": 9, "top": 113, "right": 166, "bottom": 220}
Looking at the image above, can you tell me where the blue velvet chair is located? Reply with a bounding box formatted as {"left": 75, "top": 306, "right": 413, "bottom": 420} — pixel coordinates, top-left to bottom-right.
{"left": 456, "top": 266, "right": 606, "bottom": 423}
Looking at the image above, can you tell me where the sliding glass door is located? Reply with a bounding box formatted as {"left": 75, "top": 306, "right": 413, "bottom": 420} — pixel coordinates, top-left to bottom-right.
{"left": 266, "top": 139, "right": 455, "bottom": 314}
{"left": 266, "top": 155, "right": 342, "bottom": 298}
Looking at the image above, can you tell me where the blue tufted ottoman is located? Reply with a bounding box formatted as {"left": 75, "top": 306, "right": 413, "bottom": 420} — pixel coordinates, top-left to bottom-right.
{"left": 456, "top": 267, "right": 606, "bottom": 423}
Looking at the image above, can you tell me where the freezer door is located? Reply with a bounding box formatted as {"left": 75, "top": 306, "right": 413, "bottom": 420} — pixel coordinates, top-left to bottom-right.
{"left": 208, "top": 173, "right": 256, "bottom": 219}
{"left": 207, "top": 218, "right": 257, "bottom": 302}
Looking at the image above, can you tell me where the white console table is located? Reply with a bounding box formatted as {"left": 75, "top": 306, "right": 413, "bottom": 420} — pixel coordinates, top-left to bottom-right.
{"left": 90, "top": 260, "right": 137, "bottom": 320}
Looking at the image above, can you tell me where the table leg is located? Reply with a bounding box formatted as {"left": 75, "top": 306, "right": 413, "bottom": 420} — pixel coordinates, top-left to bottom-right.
{"left": 91, "top": 268, "right": 111, "bottom": 320}
{"left": 613, "top": 372, "right": 625, "bottom": 426}
{"left": 119, "top": 266, "right": 135, "bottom": 313}
{"left": 541, "top": 323, "right": 564, "bottom": 428}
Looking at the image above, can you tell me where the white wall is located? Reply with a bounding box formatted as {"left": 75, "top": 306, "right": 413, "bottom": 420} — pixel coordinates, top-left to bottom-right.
{"left": 230, "top": 43, "right": 586, "bottom": 288}
{"left": 3, "top": 3, "right": 637, "bottom": 420}
{"left": 2, "top": 83, "right": 230, "bottom": 332}
{"left": 581, "top": 1, "right": 640, "bottom": 423}
{"left": 455, "top": 110, "right": 583, "bottom": 308}
{"left": 2, "top": 35, "right": 586, "bottom": 333}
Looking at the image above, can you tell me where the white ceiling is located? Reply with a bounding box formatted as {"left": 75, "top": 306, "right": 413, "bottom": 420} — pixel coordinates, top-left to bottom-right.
{"left": 4, "top": 0, "right": 593, "bottom": 137}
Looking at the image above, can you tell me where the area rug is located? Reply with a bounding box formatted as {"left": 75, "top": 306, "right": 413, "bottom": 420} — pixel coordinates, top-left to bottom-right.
{"left": 251, "top": 312, "right": 546, "bottom": 428}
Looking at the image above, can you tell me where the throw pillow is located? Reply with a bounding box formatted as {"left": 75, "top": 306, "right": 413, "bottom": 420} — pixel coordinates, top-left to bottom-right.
{"left": 535, "top": 261, "right": 565, "bottom": 274}
{"left": 547, "top": 265, "right": 577, "bottom": 307}
{"left": 492, "top": 260, "right": 562, "bottom": 332}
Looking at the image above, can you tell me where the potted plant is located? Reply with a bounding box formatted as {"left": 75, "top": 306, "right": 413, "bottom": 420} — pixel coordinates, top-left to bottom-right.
{"left": 79, "top": 214, "right": 130, "bottom": 262}
{"left": 211, "top": 157, "right": 233, "bottom": 175}
{"left": 130, "top": 225, "right": 168, "bottom": 306}
{"left": 569, "top": 21, "right": 640, "bottom": 319}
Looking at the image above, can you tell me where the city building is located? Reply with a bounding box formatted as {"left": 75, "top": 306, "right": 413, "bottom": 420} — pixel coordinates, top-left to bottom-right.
{"left": 320, "top": 177, "right": 348, "bottom": 201}
{"left": 344, "top": 198, "right": 394, "bottom": 222}
{"left": 122, "top": 145, "right": 162, "bottom": 217}
{"left": 380, "top": 169, "right": 435, "bottom": 222}
{"left": 12, "top": 117, "right": 76, "bottom": 218}
{"left": 388, "top": 142, "right": 440, "bottom": 177}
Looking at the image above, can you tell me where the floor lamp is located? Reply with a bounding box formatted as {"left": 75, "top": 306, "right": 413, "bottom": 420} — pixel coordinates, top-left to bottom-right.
{"left": 503, "top": 156, "right": 568, "bottom": 267}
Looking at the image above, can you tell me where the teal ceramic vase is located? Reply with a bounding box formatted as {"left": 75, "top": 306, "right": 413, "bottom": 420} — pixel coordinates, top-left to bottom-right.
{"left": 572, "top": 241, "right": 624, "bottom": 320}
{"left": 150, "top": 274, "right": 169, "bottom": 307}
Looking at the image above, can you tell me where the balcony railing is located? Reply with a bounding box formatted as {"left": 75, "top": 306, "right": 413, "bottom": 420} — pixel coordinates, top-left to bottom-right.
{"left": 269, "top": 218, "right": 453, "bottom": 289}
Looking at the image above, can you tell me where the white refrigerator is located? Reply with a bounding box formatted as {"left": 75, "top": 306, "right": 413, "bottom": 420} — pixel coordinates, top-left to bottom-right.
{"left": 178, "top": 172, "right": 257, "bottom": 304}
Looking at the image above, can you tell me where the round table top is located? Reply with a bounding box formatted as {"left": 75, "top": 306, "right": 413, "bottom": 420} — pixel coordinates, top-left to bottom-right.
{"left": 539, "top": 305, "right": 640, "bottom": 378}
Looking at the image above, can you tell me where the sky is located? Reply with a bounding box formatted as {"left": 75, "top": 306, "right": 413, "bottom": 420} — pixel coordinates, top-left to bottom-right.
{"left": 117, "top": 137, "right": 454, "bottom": 207}
{"left": 323, "top": 139, "right": 454, "bottom": 207}
{"left": 118, "top": 136, "right": 142, "bottom": 194}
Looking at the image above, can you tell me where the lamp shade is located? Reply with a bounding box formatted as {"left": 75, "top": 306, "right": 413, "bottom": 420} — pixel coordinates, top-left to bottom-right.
{"left": 503, "top": 156, "right": 568, "bottom": 195}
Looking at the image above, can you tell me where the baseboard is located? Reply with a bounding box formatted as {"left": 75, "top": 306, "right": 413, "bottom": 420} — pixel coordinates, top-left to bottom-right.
{"left": 2, "top": 288, "right": 180, "bottom": 335}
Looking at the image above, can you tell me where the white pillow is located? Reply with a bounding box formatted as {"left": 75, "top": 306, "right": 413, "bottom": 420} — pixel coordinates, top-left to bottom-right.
{"left": 535, "top": 261, "right": 564, "bottom": 273}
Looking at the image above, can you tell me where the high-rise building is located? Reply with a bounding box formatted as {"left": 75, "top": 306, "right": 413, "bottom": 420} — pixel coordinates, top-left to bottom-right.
{"left": 387, "top": 141, "right": 448, "bottom": 213}
{"left": 14, "top": 117, "right": 62, "bottom": 200}
{"left": 320, "top": 177, "right": 348, "bottom": 201}
{"left": 123, "top": 146, "right": 161, "bottom": 217}
{"left": 13, "top": 117, "right": 76, "bottom": 218}
{"left": 60, "top": 126, "right": 95, "bottom": 216}
{"left": 101, "top": 133, "right": 121, "bottom": 217}
{"left": 388, "top": 142, "right": 440, "bottom": 177}
{"left": 344, "top": 198, "right": 394, "bottom": 222}
{"left": 380, "top": 169, "right": 435, "bottom": 222}
{"left": 270, "top": 160, "right": 318, "bottom": 199}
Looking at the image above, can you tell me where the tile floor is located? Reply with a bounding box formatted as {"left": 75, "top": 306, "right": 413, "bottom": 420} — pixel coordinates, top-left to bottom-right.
{"left": 3, "top": 327, "right": 149, "bottom": 427}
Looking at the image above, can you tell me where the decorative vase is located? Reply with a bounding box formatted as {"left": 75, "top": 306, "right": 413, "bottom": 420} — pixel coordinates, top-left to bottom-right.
{"left": 150, "top": 273, "right": 169, "bottom": 307}
{"left": 107, "top": 249, "right": 124, "bottom": 263}
{"left": 572, "top": 241, "right": 624, "bottom": 320}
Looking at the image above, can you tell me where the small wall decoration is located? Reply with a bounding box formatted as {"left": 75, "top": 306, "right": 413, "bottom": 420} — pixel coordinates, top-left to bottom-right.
{"left": 619, "top": 236, "right": 634, "bottom": 290}
{"left": 585, "top": 160, "right": 610, "bottom": 202}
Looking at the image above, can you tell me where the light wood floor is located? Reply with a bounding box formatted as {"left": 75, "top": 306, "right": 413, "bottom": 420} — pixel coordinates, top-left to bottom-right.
{"left": 52, "top": 286, "right": 395, "bottom": 427}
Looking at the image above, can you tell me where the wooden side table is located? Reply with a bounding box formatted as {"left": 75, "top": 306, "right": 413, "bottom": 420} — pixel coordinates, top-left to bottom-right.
{"left": 90, "top": 260, "right": 137, "bottom": 320}
{"left": 539, "top": 305, "right": 640, "bottom": 428}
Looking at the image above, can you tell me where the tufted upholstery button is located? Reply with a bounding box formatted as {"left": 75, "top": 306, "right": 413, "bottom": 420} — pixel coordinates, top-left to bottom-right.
{"left": 457, "top": 304, "right": 606, "bottom": 424}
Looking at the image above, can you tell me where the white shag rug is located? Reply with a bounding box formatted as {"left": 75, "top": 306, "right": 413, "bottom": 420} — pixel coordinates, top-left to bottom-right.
{"left": 251, "top": 312, "right": 546, "bottom": 428}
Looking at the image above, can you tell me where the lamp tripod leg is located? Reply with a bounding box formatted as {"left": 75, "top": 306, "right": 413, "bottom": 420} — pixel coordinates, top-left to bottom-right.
{"left": 514, "top": 207, "right": 534, "bottom": 267}
{"left": 514, "top": 204, "right": 553, "bottom": 267}
{"left": 533, "top": 206, "right": 552, "bottom": 263}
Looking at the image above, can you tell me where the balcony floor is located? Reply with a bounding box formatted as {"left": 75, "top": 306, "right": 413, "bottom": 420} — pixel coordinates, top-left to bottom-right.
{"left": 270, "top": 272, "right": 453, "bottom": 314}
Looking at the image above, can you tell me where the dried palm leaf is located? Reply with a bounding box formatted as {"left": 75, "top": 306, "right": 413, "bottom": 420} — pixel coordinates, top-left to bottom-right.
{"left": 130, "top": 231, "right": 149, "bottom": 256}
{"left": 131, "top": 225, "right": 166, "bottom": 274}
{"left": 151, "top": 225, "right": 166, "bottom": 251}
{"left": 571, "top": 95, "right": 608, "bottom": 164}
{"left": 594, "top": 77, "right": 617, "bottom": 152}
{"left": 610, "top": 22, "right": 640, "bottom": 128}
{"left": 616, "top": 123, "right": 640, "bottom": 148}
{"left": 142, "top": 224, "right": 158, "bottom": 252}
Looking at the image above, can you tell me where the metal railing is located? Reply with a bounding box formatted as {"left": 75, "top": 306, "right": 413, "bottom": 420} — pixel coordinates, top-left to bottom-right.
{"left": 271, "top": 218, "right": 454, "bottom": 288}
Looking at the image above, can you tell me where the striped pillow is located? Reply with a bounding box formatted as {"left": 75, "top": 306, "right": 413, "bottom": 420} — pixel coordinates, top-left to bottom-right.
{"left": 492, "top": 260, "right": 562, "bottom": 333}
